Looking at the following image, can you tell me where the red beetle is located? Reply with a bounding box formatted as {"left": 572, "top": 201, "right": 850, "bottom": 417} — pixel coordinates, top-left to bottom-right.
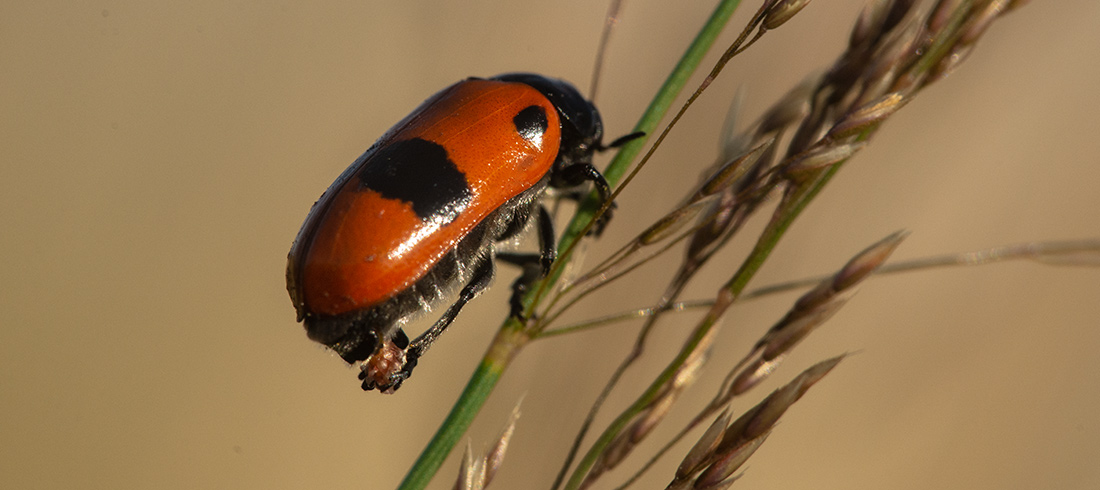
{"left": 287, "top": 73, "right": 637, "bottom": 392}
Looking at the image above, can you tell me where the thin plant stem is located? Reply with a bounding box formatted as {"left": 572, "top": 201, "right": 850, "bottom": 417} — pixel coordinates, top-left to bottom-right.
{"left": 589, "top": 0, "right": 627, "bottom": 101}
{"left": 540, "top": 236, "right": 1100, "bottom": 338}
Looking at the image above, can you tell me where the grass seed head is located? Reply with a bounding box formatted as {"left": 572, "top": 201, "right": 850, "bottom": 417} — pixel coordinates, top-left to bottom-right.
{"left": 763, "top": 0, "right": 813, "bottom": 30}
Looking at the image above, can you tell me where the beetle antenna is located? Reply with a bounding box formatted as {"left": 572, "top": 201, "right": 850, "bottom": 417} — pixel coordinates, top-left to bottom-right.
{"left": 599, "top": 131, "right": 645, "bottom": 151}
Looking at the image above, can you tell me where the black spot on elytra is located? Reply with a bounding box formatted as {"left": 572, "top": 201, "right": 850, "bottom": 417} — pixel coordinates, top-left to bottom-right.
{"left": 359, "top": 138, "right": 471, "bottom": 224}
{"left": 514, "top": 105, "right": 548, "bottom": 146}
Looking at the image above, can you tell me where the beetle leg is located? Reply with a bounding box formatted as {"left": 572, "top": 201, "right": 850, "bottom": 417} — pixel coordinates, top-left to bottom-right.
{"left": 555, "top": 163, "right": 611, "bottom": 201}
{"left": 497, "top": 254, "right": 540, "bottom": 319}
{"left": 497, "top": 206, "right": 555, "bottom": 318}
{"left": 553, "top": 163, "right": 615, "bottom": 236}
{"left": 400, "top": 257, "right": 496, "bottom": 381}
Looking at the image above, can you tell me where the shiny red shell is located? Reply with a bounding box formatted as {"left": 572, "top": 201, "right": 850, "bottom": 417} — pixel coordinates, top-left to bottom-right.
{"left": 287, "top": 79, "right": 562, "bottom": 318}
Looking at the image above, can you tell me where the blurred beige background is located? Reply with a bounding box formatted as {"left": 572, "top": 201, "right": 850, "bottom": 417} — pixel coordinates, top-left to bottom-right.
{"left": 3, "top": 1, "right": 1098, "bottom": 489}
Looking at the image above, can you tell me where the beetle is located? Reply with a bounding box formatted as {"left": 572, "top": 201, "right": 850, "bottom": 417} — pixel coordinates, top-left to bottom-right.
{"left": 286, "top": 73, "right": 638, "bottom": 392}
